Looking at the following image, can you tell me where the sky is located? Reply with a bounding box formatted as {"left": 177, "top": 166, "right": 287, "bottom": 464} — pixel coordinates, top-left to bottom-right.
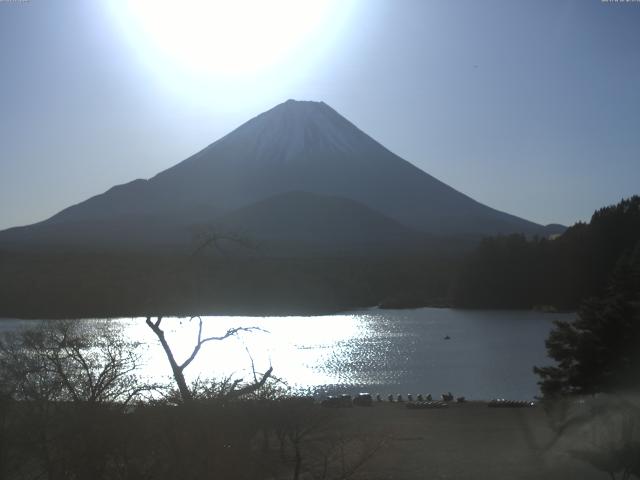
{"left": 0, "top": 0, "right": 639, "bottom": 230}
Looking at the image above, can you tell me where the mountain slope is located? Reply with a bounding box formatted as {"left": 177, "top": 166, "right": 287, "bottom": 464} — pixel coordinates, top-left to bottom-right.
{"left": 0, "top": 99, "right": 560, "bottom": 252}
{"left": 215, "top": 190, "right": 430, "bottom": 255}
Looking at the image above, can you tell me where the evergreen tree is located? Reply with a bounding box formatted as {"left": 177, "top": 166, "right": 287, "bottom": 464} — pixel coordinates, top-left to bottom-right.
{"left": 534, "top": 242, "right": 640, "bottom": 397}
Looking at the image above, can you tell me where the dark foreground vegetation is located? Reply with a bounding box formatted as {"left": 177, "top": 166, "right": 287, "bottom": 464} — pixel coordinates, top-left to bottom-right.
{"left": 0, "top": 391, "right": 388, "bottom": 480}
{"left": 2, "top": 320, "right": 635, "bottom": 480}
{"left": 0, "top": 320, "right": 386, "bottom": 480}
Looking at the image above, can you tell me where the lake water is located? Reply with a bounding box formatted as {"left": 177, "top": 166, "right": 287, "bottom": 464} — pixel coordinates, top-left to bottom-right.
{"left": 0, "top": 308, "right": 572, "bottom": 400}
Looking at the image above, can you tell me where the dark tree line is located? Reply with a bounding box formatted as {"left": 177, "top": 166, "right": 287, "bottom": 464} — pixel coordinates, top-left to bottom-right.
{"left": 0, "top": 251, "right": 458, "bottom": 318}
{"left": 1, "top": 196, "right": 637, "bottom": 318}
{"left": 452, "top": 196, "right": 640, "bottom": 310}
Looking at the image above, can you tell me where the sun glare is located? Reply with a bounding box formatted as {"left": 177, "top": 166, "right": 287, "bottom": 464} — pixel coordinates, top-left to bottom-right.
{"left": 111, "top": 0, "right": 353, "bottom": 80}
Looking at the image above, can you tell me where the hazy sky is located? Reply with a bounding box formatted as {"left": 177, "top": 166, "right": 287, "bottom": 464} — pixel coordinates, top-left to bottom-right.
{"left": 1, "top": 0, "right": 638, "bottom": 230}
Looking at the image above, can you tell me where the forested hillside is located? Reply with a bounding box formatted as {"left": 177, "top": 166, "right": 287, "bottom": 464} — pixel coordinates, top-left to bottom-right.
{"left": 452, "top": 196, "right": 640, "bottom": 310}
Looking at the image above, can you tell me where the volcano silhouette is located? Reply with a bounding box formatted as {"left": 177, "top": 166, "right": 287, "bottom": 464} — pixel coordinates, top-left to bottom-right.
{"left": 0, "top": 100, "right": 562, "bottom": 253}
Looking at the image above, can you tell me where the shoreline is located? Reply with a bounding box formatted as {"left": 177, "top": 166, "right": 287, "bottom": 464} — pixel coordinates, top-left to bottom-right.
{"left": 0, "top": 304, "right": 576, "bottom": 321}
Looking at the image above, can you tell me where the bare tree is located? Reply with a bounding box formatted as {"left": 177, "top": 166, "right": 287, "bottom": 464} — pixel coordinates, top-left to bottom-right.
{"left": 145, "top": 316, "right": 272, "bottom": 403}
{"left": 266, "top": 399, "right": 386, "bottom": 480}
{"left": 190, "top": 228, "right": 257, "bottom": 258}
{"left": 144, "top": 229, "right": 271, "bottom": 403}
{"left": 308, "top": 433, "right": 386, "bottom": 480}
{"left": 0, "top": 320, "right": 147, "bottom": 406}
{"left": 0, "top": 320, "right": 151, "bottom": 480}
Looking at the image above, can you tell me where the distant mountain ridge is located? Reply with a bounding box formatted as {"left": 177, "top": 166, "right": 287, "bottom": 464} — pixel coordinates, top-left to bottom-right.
{"left": 0, "top": 99, "right": 564, "bottom": 253}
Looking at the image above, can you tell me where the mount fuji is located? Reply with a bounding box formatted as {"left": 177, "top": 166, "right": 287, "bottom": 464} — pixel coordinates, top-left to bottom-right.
{"left": 0, "top": 100, "right": 563, "bottom": 253}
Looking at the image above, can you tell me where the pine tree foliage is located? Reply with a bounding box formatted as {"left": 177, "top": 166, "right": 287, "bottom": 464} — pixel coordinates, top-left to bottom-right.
{"left": 534, "top": 241, "right": 640, "bottom": 397}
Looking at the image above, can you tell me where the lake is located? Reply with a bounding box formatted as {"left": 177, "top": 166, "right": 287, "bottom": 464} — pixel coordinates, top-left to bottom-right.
{"left": 0, "top": 308, "right": 572, "bottom": 400}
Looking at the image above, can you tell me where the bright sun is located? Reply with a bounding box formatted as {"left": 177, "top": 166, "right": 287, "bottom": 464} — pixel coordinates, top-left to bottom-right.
{"left": 111, "top": 0, "right": 351, "bottom": 79}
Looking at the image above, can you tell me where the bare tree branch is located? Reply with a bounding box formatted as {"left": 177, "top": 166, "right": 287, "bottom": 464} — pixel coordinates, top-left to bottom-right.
{"left": 144, "top": 230, "right": 268, "bottom": 403}
{"left": 246, "top": 347, "right": 258, "bottom": 384}
{"left": 146, "top": 316, "right": 268, "bottom": 403}
{"left": 191, "top": 229, "right": 257, "bottom": 258}
{"left": 226, "top": 366, "right": 274, "bottom": 399}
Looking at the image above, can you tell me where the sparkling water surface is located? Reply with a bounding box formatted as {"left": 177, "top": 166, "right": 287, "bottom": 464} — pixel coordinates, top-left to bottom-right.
{"left": 0, "top": 308, "right": 571, "bottom": 400}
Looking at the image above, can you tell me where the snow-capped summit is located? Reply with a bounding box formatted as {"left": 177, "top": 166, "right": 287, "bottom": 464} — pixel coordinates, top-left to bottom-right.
{"left": 193, "top": 99, "right": 376, "bottom": 165}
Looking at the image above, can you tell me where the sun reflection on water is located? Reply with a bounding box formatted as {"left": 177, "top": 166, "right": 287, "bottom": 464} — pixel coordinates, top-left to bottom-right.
{"left": 93, "top": 308, "right": 567, "bottom": 400}
{"left": 118, "top": 314, "right": 370, "bottom": 392}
